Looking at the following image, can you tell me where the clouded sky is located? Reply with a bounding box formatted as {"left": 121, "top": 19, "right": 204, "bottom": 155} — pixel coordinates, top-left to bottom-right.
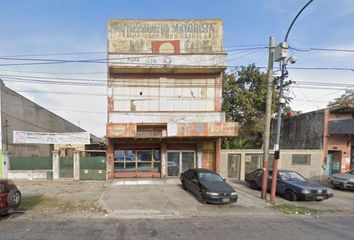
{"left": 0, "top": 0, "right": 353, "bottom": 137}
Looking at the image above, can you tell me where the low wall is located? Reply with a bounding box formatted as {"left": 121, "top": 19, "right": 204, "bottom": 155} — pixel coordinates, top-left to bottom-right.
{"left": 8, "top": 170, "right": 52, "bottom": 180}
{"left": 221, "top": 149, "right": 325, "bottom": 181}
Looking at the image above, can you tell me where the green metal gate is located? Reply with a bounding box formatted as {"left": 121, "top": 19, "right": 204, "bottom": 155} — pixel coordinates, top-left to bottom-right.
{"left": 59, "top": 157, "right": 74, "bottom": 178}
{"left": 9, "top": 156, "right": 52, "bottom": 170}
{"left": 80, "top": 156, "right": 106, "bottom": 180}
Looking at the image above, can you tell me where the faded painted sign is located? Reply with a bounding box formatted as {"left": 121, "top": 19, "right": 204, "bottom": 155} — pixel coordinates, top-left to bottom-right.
{"left": 106, "top": 123, "right": 137, "bottom": 137}
{"left": 167, "top": 122, "right": 238, "bottom": 137}
{"left": 13, "top": 131, "right": 90, "bottom": 144}
{"left": 108, "top": 19, "right": 223, "bottom": 54}
{"left": 108, "top": 54, "right": 227, "bottom": 67}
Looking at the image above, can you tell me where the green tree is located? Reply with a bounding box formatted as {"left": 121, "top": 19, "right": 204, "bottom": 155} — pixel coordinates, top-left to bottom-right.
{"left": 222, "top": 64, "right": 290, "bottom": 149}
{"left": 328, "top": 90, "right": 354, "bottom": 108}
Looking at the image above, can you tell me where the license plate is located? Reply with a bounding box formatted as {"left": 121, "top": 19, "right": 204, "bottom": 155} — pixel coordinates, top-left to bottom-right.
{"left": 316, "top": 196, "right": 324, "bottom": 200}
{"left": 222, "top": 198, "right": 230, "bottom": 203}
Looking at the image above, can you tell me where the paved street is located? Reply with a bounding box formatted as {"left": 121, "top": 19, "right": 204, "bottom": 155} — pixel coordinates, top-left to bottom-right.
{"left": 2, "top": 179, "right": 354, "bottom": 239}
{"left": 1, "top": 214, "right": 353, "bottom": 240}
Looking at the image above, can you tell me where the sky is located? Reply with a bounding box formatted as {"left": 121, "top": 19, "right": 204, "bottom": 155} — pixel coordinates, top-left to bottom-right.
{"left": 0, "top": 0, "right": 354, "bottom": 137}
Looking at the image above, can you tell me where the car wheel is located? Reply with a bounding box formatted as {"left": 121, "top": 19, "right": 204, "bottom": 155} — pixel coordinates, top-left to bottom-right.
{"left": 7, "top": 189, "right": 21, "bottom": 209}
{"left": 181, "top": 180, "right": 187, "bottom": 190}
{"left": 249, "top": 181, "right": 258, "bottom": 190}
{"left": 198, "top": 190, "right": 206, "bottom": 204}
{"left": 284, "top": 190, "right": 297, "bottom": 202}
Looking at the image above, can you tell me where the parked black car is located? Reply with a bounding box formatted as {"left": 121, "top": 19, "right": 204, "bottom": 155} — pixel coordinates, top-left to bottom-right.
{"left": 245, "top": 169, "right": 333, "bottom": 201}
{"left": 180, "top": 168, "right": 238, "bottom": 204}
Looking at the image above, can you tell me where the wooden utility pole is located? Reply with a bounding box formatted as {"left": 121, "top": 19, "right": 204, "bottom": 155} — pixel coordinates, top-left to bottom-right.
{"left": 261, "top": 36, "right": 275, "bottom": 200}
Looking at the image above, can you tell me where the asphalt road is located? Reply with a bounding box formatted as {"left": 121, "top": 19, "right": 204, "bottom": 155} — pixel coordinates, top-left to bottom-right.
{"left": 1, "top": 214, "right": 353, "bottom": 240}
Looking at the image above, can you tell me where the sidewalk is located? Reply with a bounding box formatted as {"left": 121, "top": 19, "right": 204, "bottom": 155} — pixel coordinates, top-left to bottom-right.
{"left": 101, "top": 178, "right": 277, "bottom": 219}
{"left": 230, "top": 180, "right": 354, "bottom": 214}
{"left": 11, "top": 178, "right": 354, "bottom": 220}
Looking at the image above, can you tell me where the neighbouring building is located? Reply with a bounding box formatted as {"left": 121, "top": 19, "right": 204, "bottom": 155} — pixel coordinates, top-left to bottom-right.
{"left": 221, "top": 106, "right": 354, "bottom": 181}
{"left": 0, "top": 80, "right": 105, "bottom": 180}
{"left": 106, "top": 19, "right": 239, "bottom": 179}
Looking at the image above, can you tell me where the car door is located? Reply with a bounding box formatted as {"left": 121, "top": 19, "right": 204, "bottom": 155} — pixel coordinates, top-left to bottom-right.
{"left": 254, "top": 169, "right": 263, "bottom": 187}
{"left": 190, "top": 171, "right": 201, "bottom": 196}
{"left": 0, "top": 182, "right": 8, "bottom": 210}
{"left": 276, "top": 173, "right": 287, "bottom": 195}
{"left": 183, "top": 169, "right": 194, "bottom": 191}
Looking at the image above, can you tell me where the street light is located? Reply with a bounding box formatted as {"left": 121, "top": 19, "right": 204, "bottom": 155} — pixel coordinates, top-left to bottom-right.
{"left": 270, "top": 0, "right": 314, "bottom": 203}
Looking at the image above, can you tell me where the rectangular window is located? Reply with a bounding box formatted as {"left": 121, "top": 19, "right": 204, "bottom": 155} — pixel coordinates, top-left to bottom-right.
{"left": 153, "top": 149, "right": 161, "bottom": 161}
{"left": 113, "top": 149, "right": 160, "bottom": 173}
{"left": 137, "top": 150, "right": 152, "bottom": 161}
{"left": 137, "top": 162, "right": 152, "bottom": 172}
{"left": 292, "top": 154, "right": 311, "bottom": 165}
{"left": 125, "top": 150, "right": 135, "bottom": 161}
{"left": 114, "top": 150, "right": 125, "bottom": 161}
{"left": 114, "top": 162, "right": 124, "bottom": 172}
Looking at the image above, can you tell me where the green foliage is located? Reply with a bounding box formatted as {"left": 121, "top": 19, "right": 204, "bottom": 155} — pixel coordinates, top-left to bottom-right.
{"left": 222, "top": 64, "right": 286, "bottom": 149}
{"left": 328, "top": 90, "right": 354, "bottom": 108}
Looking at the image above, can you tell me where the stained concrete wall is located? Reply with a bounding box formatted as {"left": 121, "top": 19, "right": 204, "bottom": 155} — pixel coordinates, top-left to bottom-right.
{"left": 0, "top": 81, "right": 85, "bottom": 157}
{"left": 271, "top": 110, "right": 325, "bottom": 150}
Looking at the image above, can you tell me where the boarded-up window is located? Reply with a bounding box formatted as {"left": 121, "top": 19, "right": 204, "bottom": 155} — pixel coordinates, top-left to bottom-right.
{"left": 292, "top": 154, "right": 311, "bottom": 165}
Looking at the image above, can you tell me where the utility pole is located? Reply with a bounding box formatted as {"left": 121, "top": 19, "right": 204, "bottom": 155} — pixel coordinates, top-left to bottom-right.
{"left": 270, "top": 0, "right": 314, "bottom": 203}
{"left": 261, "top": 36, "right": 275, "bottom": 199}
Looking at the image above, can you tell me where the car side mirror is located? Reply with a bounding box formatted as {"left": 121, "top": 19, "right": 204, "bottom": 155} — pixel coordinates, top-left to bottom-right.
{"left": 192, "top": 178, "right": 198, "bottom": 184}
{"left": 223, "top": 178, "right": 226, "bottom": 182}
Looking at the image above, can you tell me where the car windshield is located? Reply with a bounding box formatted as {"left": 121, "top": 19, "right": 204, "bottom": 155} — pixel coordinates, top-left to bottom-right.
{"left": 279, "top": 171, "right": 306, "bottom": 181}
{"left": 198, "top": 172, "right": 224, "bottom": 182}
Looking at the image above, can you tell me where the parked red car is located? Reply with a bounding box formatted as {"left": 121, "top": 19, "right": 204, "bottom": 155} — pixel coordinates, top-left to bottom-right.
{"left": 0, "top": 179, "right": 21, "bottom": 216}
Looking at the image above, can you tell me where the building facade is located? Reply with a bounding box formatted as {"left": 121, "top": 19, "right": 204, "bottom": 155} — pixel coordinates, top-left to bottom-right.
{"left": 106, "top": 19, "right": 238, "bottom": 180}
{"left": 0, "top": 80, "right": 103, "bottom": 179}
{"left": 221, "top": 149, "right": 324, "bottom": 181}
{"left": 222, "top": 107, "right": 354, "bottom": 182}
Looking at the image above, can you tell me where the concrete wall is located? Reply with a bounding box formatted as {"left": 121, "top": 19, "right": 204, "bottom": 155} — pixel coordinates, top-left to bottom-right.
{"left": 271, "top": 110, "right": 325, "bottom": 150}
{"left": 1, "top": 82, "right": 85, "bottom": 157}
{"left": 221, "top": 149, "right": 324, "bottom": 181}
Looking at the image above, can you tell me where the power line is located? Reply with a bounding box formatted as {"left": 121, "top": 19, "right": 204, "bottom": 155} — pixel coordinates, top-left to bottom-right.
{"left": 0, "top": 69, "right": 106, "bottom": 75}
{"left": 0, "top": 47, "right": 266, "bottom": 67}
{"left": 0, "top": 51, "right": 106, "bottom": 58}
{"left": 289, "top": 46, "right": 354, "bottom": 53}
{"left": 0, "top": 45, "right": 267, "bottom": 58}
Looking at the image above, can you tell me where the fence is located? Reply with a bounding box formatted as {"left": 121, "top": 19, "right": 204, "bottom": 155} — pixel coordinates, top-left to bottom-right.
{"left": 80, "top": 156, "right": 106, "bottom": 180}
{"left": 9, "top": 156, "right": 52, "bottom": 170}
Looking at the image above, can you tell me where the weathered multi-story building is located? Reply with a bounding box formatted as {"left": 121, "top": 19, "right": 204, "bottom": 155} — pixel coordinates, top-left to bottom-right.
{"left": 106, "top": 19, "right": 238, "bottom": 179}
